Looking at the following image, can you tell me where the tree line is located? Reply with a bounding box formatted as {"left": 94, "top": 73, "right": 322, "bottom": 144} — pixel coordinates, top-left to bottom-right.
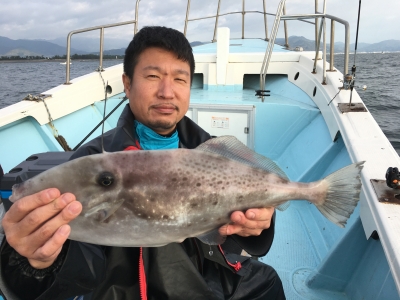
{"left": 0, "top": 54, "right": 124, "bottom": 61}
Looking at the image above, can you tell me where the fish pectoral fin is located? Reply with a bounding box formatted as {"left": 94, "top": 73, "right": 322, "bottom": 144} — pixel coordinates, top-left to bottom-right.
{"left": 196, "top": 229, "right": 227, "bottom": 245}
{"left": 276, "top": 201, "right": 291, "bottom": 211}
{"left": 84, "top": 198, "right": 125, "bottom": 223}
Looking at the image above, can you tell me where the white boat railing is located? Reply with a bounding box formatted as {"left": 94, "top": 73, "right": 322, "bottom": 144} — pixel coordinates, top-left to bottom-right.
{"left": 182, "top": 0, "right": 350, "bottom": 100}
{"left": 63, "top": 0, "right": 350, "bottom": 91}
{"left": 64, "top": 0, "right": 141, "bottom": 84}
{"left": 183, "top": 0, "right": 289, "bottom": 44}
{"left": 259, "top": 0, "right": 287, "bottom": 99}
{"left": 259, "top": 0, "right": 350, "bottom": 100}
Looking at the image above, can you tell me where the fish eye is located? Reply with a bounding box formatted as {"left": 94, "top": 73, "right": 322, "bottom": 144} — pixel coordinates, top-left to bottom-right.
{"left": 97, "top": 172, "right": 114, "bottom": 187}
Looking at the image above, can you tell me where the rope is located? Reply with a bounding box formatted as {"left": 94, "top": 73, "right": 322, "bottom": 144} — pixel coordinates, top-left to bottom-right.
{"left": 41, "top": 96, "right": 72, "bottom": 151}
{"left": 41, "top": 96, "right": 55, "bottom": 125}
{"left": 98, "top": 70, "right": 109, "bottom": 153}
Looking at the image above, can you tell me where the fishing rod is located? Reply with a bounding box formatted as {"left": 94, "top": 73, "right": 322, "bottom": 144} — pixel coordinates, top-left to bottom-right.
{"left": 73, "top": 94, "right": 127, "bottom": 151}
{"left": 347, "top": 0, "right": 362, "bottom": 106}
{"left": 73, "top": 67, "right": 130, "bottom": 151}
{"left": 328, "top": 0, "right": 366, "bottom": 107}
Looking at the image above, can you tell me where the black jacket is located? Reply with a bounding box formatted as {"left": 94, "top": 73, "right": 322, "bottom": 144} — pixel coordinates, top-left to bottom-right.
{"left": 0, "top": 105, "right": 276, "bottom": 300}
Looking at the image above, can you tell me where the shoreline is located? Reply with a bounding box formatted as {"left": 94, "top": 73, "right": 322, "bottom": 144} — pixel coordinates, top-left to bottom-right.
{"left": 1, "top": 51, "right": 399, "bottom": 64}
{"left": 0, "top": 58, "right": 123, "bottom": 64}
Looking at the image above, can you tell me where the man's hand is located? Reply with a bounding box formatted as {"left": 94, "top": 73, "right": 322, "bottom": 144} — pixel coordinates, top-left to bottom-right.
{"left": 2, "top": 188, "right": 82, "bottom": 269}
{"left": 219, "top": 207, "right": 274, "bottom": 237}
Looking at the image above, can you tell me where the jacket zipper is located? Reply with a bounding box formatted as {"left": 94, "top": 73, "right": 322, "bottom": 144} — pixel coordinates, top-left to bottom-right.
{"left": 124, "top": 140, "right": 142, "bottom": 151}
{"left": 139, "top": 247, "right": 147, "bottom": 300}
{"left": 218, "top": 245, "right": 242, "bottom": 272}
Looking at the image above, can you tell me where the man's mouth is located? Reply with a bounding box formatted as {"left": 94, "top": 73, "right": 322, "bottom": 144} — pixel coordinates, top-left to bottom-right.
{"left": 150, "top": 104, "right": 178, "bottom": 114}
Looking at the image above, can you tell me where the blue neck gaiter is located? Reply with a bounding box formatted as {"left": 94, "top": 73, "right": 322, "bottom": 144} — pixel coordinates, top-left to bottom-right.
{"left": 134, "top": 120, "right": 179, "bottom": 150}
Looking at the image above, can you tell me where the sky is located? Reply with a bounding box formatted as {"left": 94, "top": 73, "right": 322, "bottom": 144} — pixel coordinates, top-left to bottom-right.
{"left": 0, "top": 0, "right": 399, "bottom": 49}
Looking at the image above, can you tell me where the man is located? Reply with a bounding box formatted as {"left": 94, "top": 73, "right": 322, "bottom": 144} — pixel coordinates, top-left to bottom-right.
{"left": 0, "top": 26, "right": 285, "bottom": 299}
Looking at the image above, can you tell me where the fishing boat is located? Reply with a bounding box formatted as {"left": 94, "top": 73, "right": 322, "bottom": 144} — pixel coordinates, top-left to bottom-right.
{"left": 0, "top": 0, "right": 399, "bottom": 299}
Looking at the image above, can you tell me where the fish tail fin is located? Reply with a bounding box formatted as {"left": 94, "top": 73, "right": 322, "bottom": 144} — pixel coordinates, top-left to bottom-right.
{"left": 315, "top": 161, "right": 365, "bottom": 228}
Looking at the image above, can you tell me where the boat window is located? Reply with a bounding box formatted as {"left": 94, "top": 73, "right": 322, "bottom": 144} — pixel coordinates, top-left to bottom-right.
{"left": 192, "top": 73, "right": 204, "bottom": 89}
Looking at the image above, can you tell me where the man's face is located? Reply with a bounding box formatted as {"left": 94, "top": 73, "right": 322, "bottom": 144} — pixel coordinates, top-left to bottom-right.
{"left": 123, "top": 47, "right": 191, "bottom": 135}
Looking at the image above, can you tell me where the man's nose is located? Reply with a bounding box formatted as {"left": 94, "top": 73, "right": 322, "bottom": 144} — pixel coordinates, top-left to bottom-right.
{"left": 157, "top": 78, "right": 174, "bottom": 99}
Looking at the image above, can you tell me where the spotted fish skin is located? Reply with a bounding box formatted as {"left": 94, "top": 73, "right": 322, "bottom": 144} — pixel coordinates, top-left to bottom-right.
{"left": 9, "top": 136, "right": 364, "bottom": 246}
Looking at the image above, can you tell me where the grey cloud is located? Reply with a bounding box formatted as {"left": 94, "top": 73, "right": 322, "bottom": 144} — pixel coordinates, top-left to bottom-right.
{"left": 0, "top": 0, "right": 398, "bottom": 44}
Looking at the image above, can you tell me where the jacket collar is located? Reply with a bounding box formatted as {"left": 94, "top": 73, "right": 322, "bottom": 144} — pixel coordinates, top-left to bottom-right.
{"left": 118, "top": 104, "right": 211, "bottom": 150}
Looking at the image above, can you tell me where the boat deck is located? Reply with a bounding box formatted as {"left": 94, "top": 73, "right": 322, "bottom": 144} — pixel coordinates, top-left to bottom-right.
{"left": 192, "top": 38, "right": 288, "bottom": 54}
{"left": 262, "top": 204, "right": 396, "bottom": 299}
{"left": 0, "top": 42, "right": 399, "bottom": 299}
{"left": 189, "top": 74, "right": 399, "bottom": 299}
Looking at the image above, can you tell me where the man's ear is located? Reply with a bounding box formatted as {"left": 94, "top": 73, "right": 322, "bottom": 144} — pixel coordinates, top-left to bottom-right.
{"left": 122, "top": 73, "right": 131, "bottom": 93}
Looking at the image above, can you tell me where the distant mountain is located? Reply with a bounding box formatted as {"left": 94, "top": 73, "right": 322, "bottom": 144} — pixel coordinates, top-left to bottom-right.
{"left": 96, "top": 41, "right": 204, "bottom": 56}
{"left": 190, "top": 41, "right": 203, "bottom": 47}
{"left": 276, "top": 36, "right": 315, "bottom": 50}
{"left": 3, "top": 48, "right": 42, "bottom": 57}
{"left": 103, "top": 48, "right": 126, "bottom": 55}
{"left": 0, "top": 36, "right": 87, "bottom": 57}
{"left": 102, "top": 41, "right": 205, "bottom": 54}
{"left": 360, "top": 40, "right": 400, "bottom": 52}
{"left": 48, "top": 37, "right": 131, "bottom": 53}
{"left": 1, "top": 35, "right": 399, "bottom": 57}
{"left": 276, "top": 36, "right": 400, "bottom": 53}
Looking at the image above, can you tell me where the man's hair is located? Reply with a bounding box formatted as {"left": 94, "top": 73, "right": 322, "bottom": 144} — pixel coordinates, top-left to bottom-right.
{"left": 123, "top": 26, "right": 195, "bottom": 83}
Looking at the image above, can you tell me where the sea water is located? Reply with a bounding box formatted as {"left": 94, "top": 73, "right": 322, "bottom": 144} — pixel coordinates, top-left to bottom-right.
{"left": 335, "top": 52, "right": 400, "bottom": 153}
{"left": 0, "top": 53, "right": 400, "bottom": 154}
{"left": 0, "top": 59, "right": 123, "bottom": 109}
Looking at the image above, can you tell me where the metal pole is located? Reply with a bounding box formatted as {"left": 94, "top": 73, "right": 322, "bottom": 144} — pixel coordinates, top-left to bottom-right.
{"left": 66, "top": 33, "right": 72, "bottom": 84}
{"left": 260, "top": 0, "right": 286, "bottom": 94}
{"left": 184, "top": 0, "right": 191, "bottom": 36}
{"left": 242, "top": 0, "right": 245, "bottom": 39}
{"left": 283, "top": 3, "right": 289, "bottom": 48}
{"left": 312, "top": 16, "right": 324, "bottom": 73}
{"left": 213, "top": 0, "right": 222, "bottom": 42}
{"left": 98, "top": 28, "right": 104, "bottom": 72}
{"left": 315, "top": 0, "right": 319, "bottom": 58}
{"left": 329, "top": 19, "right": 335, "bottom": 71}
{"left": 64, "top": 20, "right": 136, "bottom": 84}
{"left": 277, "top": 12, "right": 350, "bottom": 76}
{"left": 263, "top": 0, "right": 268, "bottom": 41}
{"left": 320, "top": 0, "right": 328, "bottom": 67}
{"left": 134, "top": 0, "right": 140, "bottom": 34}
{"left": 322, "top": 17, "right": 327, "bottom": 84}
{"left": 344, "top": 22, "right": 350, "bottom": 75}
{"left": 322, "top": 0, "right": 327, "bottom": 82}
